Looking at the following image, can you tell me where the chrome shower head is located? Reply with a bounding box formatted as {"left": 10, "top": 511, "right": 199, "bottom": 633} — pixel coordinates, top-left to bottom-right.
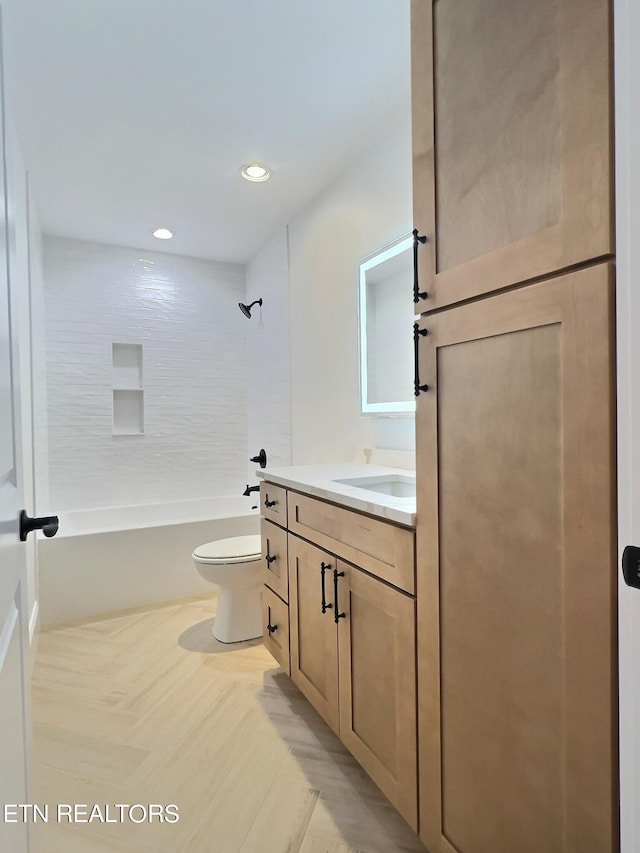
{"left": 238, "top": 298, "right": 262, "bottom": 318}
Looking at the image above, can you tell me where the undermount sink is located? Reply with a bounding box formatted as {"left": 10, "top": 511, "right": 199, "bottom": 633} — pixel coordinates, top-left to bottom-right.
{"left": 333, "top": 474, "right": 416, "bottom": 499}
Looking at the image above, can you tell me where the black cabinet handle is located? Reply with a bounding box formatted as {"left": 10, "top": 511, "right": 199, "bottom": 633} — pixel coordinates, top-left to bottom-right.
{"left": 265, "top": 540, "right": 276, "bottom": 565}
{"left": 333, "top": 568, "right": 346, "bottom": 624}
{"left": 264, "top": 494, "right": 277, "bottom": 508}
{"left": 266, "top": 605, "right": 278, "bottom": 634}
{"left": 321, "top": 562, "right": 333, "bottom": 614}
{"left": 413, "top": 228, "right": 429, "bottom": 303}
{"left": 414, "top": 323, "right": 429, "bottom": 397}
{"left": 19, "top": 510, "right": 59, "bottom": 542}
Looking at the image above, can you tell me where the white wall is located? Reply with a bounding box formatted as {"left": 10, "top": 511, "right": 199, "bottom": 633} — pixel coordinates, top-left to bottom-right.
{"left": 615, "top": 0, "right": 640, "bottom": 848}
{"left": 43, "top": 238, "right": 249, "bottom": 510}
{"left": 287, "top": 118, "right": 414, "bottom": 465}
{"left": 245, "top": 226, "right": 292, "bottom": 483}
{"left": 5, "top": 115, "right": 40, "bottom": 652}
{"left": 27, "top": 183, "right": 49, "bottom": 519}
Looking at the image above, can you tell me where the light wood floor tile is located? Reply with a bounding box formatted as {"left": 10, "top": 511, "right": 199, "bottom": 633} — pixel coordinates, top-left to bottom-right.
{"left": 298, "top": 837, "right": 362, "bottom": 853}
{"left": 179, "top": 727, "right": 291, "bottom": 852}
{"left": 239, "top": 781, "right": 318, "bottom": 853}
{"left": 305, "top": 795, "right": 424, "bottom": 853}
{"left": 33, "top": 723, "right": 149, "bottom": 785}
{"left": 276, "top": 746, "right": 388, "bottom": 808}
{"left": 31, "top": 595, "right": 424, "bottom": 852}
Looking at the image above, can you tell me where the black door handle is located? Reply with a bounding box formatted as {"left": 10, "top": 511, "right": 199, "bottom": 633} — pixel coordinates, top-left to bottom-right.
{"left": 19, "top": 510, "right": 59, "bottom": 542}
{"left": 622, "top": 545, "right": 640, "bottom": 589}
{"left": 414, "top": 323, "right": 429, "bottom": 397}
{"left": 264, "top": 494, "right": 277, "bottom": 508}
{"left": 321, "top": 562, "right": 333, "bottom": 614}
{"left": 265, "top": 540, "right": 276, "bottom": 565}
{"left": 413, "top": 228, "right": 428, "bottom": 303}
{"left": 333, "top": 568, "right": 346, "bottom": 624}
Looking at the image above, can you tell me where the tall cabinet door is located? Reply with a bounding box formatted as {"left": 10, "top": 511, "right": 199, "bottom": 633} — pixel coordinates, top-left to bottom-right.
{"left": 415, "top": 262, "right": 617, "bottom": 853}
{"left": 337, "top": 561, "right": 418, "bottom": 831}
{"left": 288, "top": 535, "right": 339, "bottom": 733}
{"left": 411, "top": 0, "right": 613, "bottom": 313}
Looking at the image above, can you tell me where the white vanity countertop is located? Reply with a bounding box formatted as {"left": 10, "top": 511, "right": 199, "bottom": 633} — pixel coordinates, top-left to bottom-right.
{"left": 256, "top": 464, "right": 416, "bottom": 528}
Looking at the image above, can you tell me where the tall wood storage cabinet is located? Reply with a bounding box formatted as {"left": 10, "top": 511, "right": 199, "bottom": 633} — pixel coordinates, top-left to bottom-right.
{"left": 411, "top": 1, "right": 617, "bottom": 852}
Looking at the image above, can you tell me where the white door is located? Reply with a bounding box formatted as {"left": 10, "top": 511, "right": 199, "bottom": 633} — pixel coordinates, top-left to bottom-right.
{"left": 0, "top": 14, "right": 30, "bottom": 851}
{"left": 616, "top": 0, "right": 640, "bottom": 849}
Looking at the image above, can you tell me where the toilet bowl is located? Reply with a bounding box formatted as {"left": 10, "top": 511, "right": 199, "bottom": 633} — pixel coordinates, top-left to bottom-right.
{"left": 192, "top": 534, "right": 262, "bottom": 643}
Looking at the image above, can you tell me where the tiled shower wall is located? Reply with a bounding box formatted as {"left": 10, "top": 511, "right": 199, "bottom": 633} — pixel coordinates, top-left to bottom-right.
{"left": 245, "top": 226, "right": 292, "bottom": 483}
{"left": 44, "top": 237, "right": 248, "bottom": 510}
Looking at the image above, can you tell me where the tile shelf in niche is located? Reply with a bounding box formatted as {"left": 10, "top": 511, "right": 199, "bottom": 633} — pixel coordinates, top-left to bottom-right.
{"left": 112, "top": 343, "right": 144, "bottom": 435}
{"left": 112, "top": 342, "right": 143, "bottom": 388}
{"left": 112, "top": 389, "right": 144, "bottom": 435}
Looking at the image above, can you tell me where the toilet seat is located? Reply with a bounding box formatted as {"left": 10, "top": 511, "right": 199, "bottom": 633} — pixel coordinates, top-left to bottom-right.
{"left": 192, "top": 534, "right": 261, "bottom": 565}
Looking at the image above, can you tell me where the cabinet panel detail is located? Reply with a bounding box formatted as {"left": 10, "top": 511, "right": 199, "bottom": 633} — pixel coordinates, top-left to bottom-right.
{"left": 338, "top": 561, "right": 418, "bottom": 830}
{"left": 262, "top": 586, "right": 290, "bottom": 676}
{"left": 411, "top": 0, "right": 613, "bottom": 311}
{"left": 260, "top": 482, "right": 287, "bottom": 527}
{"left": 261, "top": 518, "right": 288, "bottom": 602}
{"left": 434, "top": 0, "right": 562, "bottom": 272}
{"left": 288, "top": 492, "right": 415, "bottom": 594}
{"left": 288, "top": 535, "right": 339, "bottom": 733}
{"left": 415, "top": 262, "right": 617, "bottom": 853}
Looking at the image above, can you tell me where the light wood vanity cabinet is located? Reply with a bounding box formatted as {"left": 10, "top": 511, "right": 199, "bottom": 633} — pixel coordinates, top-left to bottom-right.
{"left": 412, "top": 1, "right": 617, "bottom": 850}
{"left": 260, "top": 518, "right": 288, "bottom": 602}
{"left": 411, "top": 0, "right": 613, "bottom": 313}
{"left": 262, "top": 585, "right": 290, "bottom": 677}
{"left": 336, "top": 561, "right": 417, "bottom": 828}
{"left": 261, "top": 487, "right": 418, "bottom": 831}
{"left": 414, "top": 263, "right": 617, "bottom": 853}
{"left": 288, "top": 535, "right": 340, "bottom": 732}
{"left": 259, "top": 482, "right": 287, "bottom": 526}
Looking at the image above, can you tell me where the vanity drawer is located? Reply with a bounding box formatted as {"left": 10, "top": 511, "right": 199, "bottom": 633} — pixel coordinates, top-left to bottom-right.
{"left": 262, "top": 586, "right": 290, "bottom": 676}
{"left": 260, "top": 482, "right": 287, "bottom": 527}
{"left": 261, "top": 518, "right": 288, "bottom": 602}
{"left": 287, "top": 492, "right": 415, "bottom": 594}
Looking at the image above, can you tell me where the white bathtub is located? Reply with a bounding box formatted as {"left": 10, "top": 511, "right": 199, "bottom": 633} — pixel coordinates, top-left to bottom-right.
{"left": 38, "top": 496, "right": 260, "bottom": 627}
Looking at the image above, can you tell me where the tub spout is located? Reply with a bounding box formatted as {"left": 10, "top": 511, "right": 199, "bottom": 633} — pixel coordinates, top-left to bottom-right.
{"left": 243, "top": 484, "right": 259, "bottom": 497}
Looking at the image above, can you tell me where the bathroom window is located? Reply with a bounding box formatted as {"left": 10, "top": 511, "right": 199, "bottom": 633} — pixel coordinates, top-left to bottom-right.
{"left": 112, "top": 343, "right": 144, "bottom": 435}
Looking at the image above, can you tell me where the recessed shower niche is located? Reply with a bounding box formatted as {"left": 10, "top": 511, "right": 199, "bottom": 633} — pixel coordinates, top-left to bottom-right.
{"left": 112, "top": 343, "right": 144, "bottom": 435}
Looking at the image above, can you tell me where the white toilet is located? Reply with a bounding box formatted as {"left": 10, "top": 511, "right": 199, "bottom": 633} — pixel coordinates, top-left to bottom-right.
{"left": 192, "top": 534, "right": 262, "bottom": 643}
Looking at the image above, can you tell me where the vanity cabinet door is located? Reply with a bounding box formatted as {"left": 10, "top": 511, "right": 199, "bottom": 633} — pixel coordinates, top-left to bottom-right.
{"left": 288, "top": 535, "right": 339, "bottom": 734}
{"left": 415, "top": 263, "right": 617, "bottom": 853}
{"left": 336, "top": 561, "right": 418, "bottom": 831}
{"left": 262, "top": 586, "right": 290, "bottom": 676}
{"left": 411, "top": 0, "right": 613, "bottom": 313}
{"left": 260, "top": 482, "right": 287, "bottom": 527}
{"left": 261, "top": 518, "right": 288, "bottom": 602}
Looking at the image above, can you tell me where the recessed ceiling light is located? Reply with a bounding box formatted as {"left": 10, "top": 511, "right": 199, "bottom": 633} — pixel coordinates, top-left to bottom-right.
{"left": 241, "top": 163, "right": 271, "bottom": 182}
{"left": 152, "top": 227, "right": 173, "bottom": 240}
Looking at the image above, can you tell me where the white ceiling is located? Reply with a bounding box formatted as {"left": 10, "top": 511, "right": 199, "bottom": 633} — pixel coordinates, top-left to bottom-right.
{"left": 2, "top": 1, "right": 411, "bottom": 263}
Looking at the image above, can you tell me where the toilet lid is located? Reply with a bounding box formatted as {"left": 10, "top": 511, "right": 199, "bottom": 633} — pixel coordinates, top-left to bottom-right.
{"left": 193, "top": 534, "right": 262, "bottom": 565}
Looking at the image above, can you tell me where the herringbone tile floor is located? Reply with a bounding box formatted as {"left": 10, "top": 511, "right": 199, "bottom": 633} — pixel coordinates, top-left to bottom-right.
{"left": 30, "top": 594, "right": 424, "bottom": 853}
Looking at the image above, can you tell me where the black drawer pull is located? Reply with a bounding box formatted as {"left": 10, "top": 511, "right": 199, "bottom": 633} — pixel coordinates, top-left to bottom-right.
{"left": 264, "top": 494, "right": 277, "bottom": 508}
{"left": 266, "top": 605, "right": 278, "bottom": 635}
{"left": 413, "top": 228, "right": 428, "bottom": 303}
{"left": 321, "top": 562, "right": 333, "bottom": 614}
{"left": 265, "top": 540, "right": 276, "bottom": 565}
{"left": 333, "top": 569, "right": 346, "bottom": 624}
{"left": 414, "top": 323, "right": 429, "bottom": 397}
